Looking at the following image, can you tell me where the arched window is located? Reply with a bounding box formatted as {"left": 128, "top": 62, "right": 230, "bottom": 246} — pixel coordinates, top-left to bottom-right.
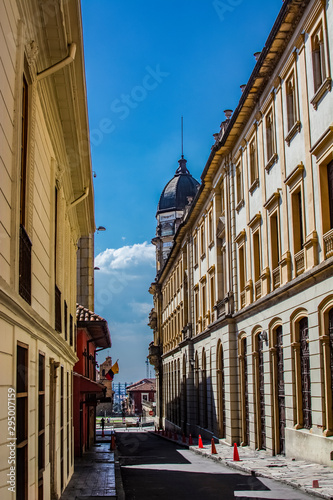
{"left": 299, "top": 318, "right": 312, "bottom": 429}
{"left": 270, "top": 324, "right": 285, "bottom": 455}
{"left": 202, "top": 349, "right": 207, "bottom": 428}
{"left": 254, "top": 330, "right": 266, "bottom": 449}
{"left": 292, "top": 311, "right": 311, "bottom": 430}
{"left": 195, "top": 352, "right": 200, "bottom": 426}
{"left": 217, "top": 342, "right": 226, "bottom": 438}
{"left": 238, "top": 335, "right": 249, "bottom": 445}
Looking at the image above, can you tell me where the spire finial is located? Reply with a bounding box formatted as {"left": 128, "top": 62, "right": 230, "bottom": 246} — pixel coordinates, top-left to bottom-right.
{"left": 181, "top": 116, "right": 184, "bottom": 159}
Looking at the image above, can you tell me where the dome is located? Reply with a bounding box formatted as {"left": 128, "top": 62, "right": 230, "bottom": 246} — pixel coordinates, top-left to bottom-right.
{"left": 157, "top": 158, "right": 200, "bottom": 215}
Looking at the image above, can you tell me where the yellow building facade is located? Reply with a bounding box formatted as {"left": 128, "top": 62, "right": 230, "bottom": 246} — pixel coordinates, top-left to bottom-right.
{"left": 149, "top": 0, "right": 333, "bottom": 466}
{"left": 0, "top": 0, "right": 95, "bottom": 498}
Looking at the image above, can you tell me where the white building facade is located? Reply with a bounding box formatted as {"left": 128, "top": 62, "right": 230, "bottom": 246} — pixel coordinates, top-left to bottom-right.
{"left": 149, "top": 0, "right": 333, "bottom": 466}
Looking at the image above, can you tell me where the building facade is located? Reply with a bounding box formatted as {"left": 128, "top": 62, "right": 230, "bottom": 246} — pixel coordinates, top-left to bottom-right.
{"left": 73, "top": 305, "right": 111, "bottom": 457}
{"left": 126, "top": 379, "right": 156, "bottom": 416}
{"left": 0, "top": 1, "right": 95, "bottom": 498}
{"left": 149, "top": 0, "right": 333, "bottom": 466}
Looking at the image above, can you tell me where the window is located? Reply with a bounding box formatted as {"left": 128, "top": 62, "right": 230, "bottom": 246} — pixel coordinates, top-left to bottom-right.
{"left": 64, "top": 301, "right": 68, "bottom": 341}
{"left": 210, "top": 273, "right": 215, "bottom": 315}
{"left": 236, "top": 162, "right": 243, "bottom": 207}
{"left": 202, "top": 280, "right": 206, "bottom": 321}
{"left": 270, "top": 212, "right": 281, "bottom": 289}
{"left": 38, "top": 354, "right": 45, "bottom": 497}
{"left": 286, "top": 74, "right": 297, "bottom": 132}
{"left": 312, "top": 24, "right": 326, "bottom": 93}
{"left": 142, "top": 393, "right": 148, "bottom": 402}
{"left": 193, "top": 234, "right": 198, "bottom": 266}
{"left": 55, "top": 188, "right": 62, "bottom": 332}
{"left": 70, "top": 314, "right": 73, "bottom": 346}
{"left": 208, "top": 210, "right": 214, "bottom": 244}
{"left": 239, "top": 245, "right": 246, "bottom": 308}
{"left": 266, "top": 110, "right": 275, "bottom": 162}
{"left": 221, "top": 179, "right": 225, "bottom": 215}
{"left": 249, "top": 139, "right": 258, "bottom": 189}
{"left": 16, "top": 344, "right": 28, "bottom": 500}
{"left": 19, "top": 76, "right": 32, "bottom": 304}
{"left": 292, "top": 189, "right": 304, "bottom": 252}
{"left": 200, "top": 223, "right": 205, "bottom": 257}
{"left": 299, "top": 318, "right": 312, "bottom": 429}
{"left": 253, "top": 231, "right": 261, "bottom": 299}
{"left": 194, "top": 287, "right": 199, "bottom": 328}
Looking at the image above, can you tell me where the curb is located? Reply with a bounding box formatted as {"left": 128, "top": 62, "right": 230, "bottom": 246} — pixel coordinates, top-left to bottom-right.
{"left": 189, "top": 447, "right": 333, "bottom": 500}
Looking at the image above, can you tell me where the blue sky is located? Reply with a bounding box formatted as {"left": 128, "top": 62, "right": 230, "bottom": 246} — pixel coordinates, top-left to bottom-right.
{"left": 81, "top": 0, "right": 283, "bottom": 383}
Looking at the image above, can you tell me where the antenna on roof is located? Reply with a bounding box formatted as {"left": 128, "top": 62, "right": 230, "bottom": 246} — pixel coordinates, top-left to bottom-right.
{"left": 181, "top": 116, "right": 184, "bottom": 159}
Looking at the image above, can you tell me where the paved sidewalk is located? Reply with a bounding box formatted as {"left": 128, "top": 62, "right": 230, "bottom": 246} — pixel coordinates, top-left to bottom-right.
{"left": 152, "top": 430, "right": 333, "bottom": 500}
{"left": 190, "top": 439, "right": 333, "bottom": 500}
{"left": 60, "top": 442, "right": 117, "bottom": 499}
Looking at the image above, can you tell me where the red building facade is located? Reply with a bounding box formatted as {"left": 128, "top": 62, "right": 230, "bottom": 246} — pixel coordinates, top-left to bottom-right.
{"left": 126, "top": 379, "right": 156, "bottom": 415}
{"left": 73, "top": 305, "right": 111, "bottom": 456}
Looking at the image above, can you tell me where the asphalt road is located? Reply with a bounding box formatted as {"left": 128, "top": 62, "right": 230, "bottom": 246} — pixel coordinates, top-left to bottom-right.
{"left": 116, "top": 431, "right": 314, "bottom": 500}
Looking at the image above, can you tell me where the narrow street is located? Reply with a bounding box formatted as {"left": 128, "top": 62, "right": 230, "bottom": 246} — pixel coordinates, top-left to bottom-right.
{"left": 116, "top": 431, "right": 315, "bottom": 500}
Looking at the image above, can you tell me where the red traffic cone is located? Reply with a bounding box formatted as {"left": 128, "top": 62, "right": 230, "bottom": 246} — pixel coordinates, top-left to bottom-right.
{"left": 312, "top": 480, "right": 319, "bottom": 488}
{"left": 233, "top": 442, "right": 240, "bottom": 461}
{"left": 189, "top": 434, "right": 193, "bottom": 445}
{"left": 211, "top": 438, "right": 217, "bottom": 454}
{"left": 102, "top": 429, "right": 105, "bottom": 438}
{"left": 198, "top": 435, "right": 204, "bottom": 448}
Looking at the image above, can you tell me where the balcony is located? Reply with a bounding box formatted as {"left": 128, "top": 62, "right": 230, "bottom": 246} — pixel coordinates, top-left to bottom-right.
{"left": 294, "top": 249, "right": 305, "bottom": 276}
{"left": 255, "top": 279, "right": 262, "bottom": 300}
{"left": 240, "top": 290, "right": 246, "bottom": 309}
{"left": 323, "top": 228, "right": 333, "bottom": 259}
{"left": 272, "top": 266, "right": 280, "bottom": 290}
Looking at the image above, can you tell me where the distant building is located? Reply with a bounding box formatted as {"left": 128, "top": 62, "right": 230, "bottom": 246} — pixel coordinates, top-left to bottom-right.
{"left": 97, "top": 356, "right": 115, "bottom": 416}
{"left": 149, "top": 0, "right": 333, "bottom": 467}
{"left": 127, "top": 379, "right": 156, "bottom": 415}
{"left": 73, "top": 305, "right": 111, "bottom": 456}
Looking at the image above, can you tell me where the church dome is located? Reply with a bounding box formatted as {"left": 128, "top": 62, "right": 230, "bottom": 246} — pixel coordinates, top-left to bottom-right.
{"left": 157, "top": 157, "right": 200, "bottom": 215}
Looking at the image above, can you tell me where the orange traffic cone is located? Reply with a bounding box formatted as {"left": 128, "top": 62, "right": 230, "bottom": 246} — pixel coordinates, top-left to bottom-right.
{"left": 233, "top": 442, "right": 240, "bottom": 461}
{"left": 189, "top": 434, "right": 193, "bottom": 445}
{"left": 198, "top": 435, "right": 204, "bottom": 448}
{"left": 211, "top": 439, "right": 217, "bottom": 454}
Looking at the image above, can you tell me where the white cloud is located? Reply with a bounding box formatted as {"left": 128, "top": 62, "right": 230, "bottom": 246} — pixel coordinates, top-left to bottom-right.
{"left": 129, "top": 301, "right": 152, "bottom": 316}
{"left": 93, "top": 242, "right": 156, "bottom": 382}
{"left": 95, "top": 242, "right": 155, "bottom": 271}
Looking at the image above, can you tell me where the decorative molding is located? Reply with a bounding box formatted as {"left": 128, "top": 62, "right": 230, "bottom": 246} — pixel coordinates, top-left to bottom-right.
{"left": 235, "top": 229, "right": 246, "bottom": 245}
{"left": 264, "top": 191, "right": 280, "bottom": 213}
{"left": 310, "top": 125, "right": 333, "bottom": 160}
{"left": 284, "top": 162, "right": 304, "bottom": 189}
{"left": 285, "top": 120, "right": 301, "bottom": 146}
{"left": 265, "top": 153, "right": 278, "bottom": 172}
{"left": 310, "top": 77, "right": 332, "bottom": 110}
{"left": 236, "top": 199, "right": 245, "bottom": 213}
{"left": 249, "top": 178, "right": 259, "bottom": 194}
{"left": 248, "top": 212, "right": 262, "bottom": 231}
